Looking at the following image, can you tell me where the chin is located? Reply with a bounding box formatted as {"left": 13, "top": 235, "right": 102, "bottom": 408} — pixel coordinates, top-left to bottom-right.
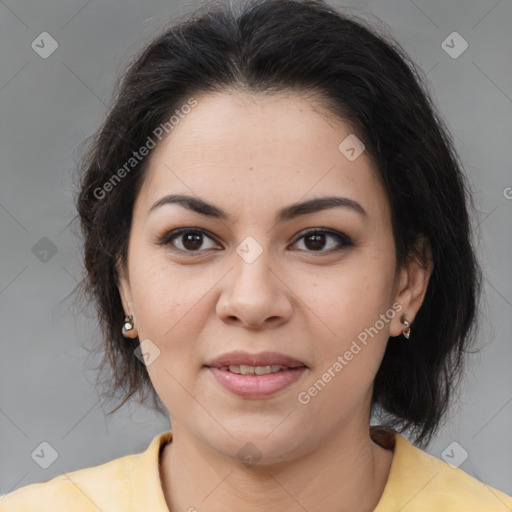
{"left": 203, "top": 426, "right": 314, "bottom": 466}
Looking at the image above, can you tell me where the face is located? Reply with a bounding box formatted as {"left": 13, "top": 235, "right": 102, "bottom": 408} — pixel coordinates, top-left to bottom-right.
{"left": 117, "top": 90, "right": 425, "bottom": 464}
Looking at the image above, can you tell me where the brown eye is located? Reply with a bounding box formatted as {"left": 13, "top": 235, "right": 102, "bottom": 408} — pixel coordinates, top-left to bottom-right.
{"left": 180, "top": 232, "right": 204, "bottom": 251}
{"left": 159, "top": 229, "right": 221, "bottom": 253}
{"left": 291, "top": 229, "right": 352, "bottom": 253}
{"left": 304, "top": 233, "right": 328, "bottom": 251}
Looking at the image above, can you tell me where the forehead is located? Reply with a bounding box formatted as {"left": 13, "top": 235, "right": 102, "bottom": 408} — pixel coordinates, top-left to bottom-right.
{"left": 135, "top": 90, "right": 389, "bottom": 224}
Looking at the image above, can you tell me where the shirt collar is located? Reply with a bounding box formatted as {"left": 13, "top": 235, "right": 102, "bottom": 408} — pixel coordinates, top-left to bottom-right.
{"left": 132, "top": 428, "right": 408, "bottom": 511}
{"left": 131, "top": 429, "right": 173, "bottom": 511}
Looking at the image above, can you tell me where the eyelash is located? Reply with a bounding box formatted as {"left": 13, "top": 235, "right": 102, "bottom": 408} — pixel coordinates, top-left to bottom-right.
{"left": 156, "top": 227, "right": 353, "bottom": 255}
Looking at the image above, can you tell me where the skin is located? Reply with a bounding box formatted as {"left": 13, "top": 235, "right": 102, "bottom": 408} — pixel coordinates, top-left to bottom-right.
{"left": 117, "top": 90, "right": 433, "bottom": 512}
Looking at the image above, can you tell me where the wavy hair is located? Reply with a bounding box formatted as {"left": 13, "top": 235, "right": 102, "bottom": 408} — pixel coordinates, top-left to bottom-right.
{"left": 75, "top": 0, "right": 482, "bottom": 446}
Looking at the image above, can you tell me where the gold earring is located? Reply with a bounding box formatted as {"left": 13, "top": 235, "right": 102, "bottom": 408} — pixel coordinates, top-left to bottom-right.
{"left": 122, "top": 315, "right": 134, "bottom": 336}
{"left": 400, "top": 314, "right": 411, "bottom": 339}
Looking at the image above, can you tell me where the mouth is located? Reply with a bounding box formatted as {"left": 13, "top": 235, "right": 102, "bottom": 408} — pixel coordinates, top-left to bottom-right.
{"left": 204, "top": 350, "right": 307, "bottom": 370}
{"left": 204, "top": 351, "right": 308, "bottom": 398}
{"left": 215, "top": 364, "right": 303, "bottom": 375}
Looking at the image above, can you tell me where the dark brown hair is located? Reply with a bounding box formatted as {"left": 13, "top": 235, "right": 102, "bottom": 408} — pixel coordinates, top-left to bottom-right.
{"left": 75, "top": 0, "right": 482, "bottom": 446}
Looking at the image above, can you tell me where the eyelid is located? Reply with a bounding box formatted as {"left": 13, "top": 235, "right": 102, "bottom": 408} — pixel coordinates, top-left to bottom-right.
{"left": 157, "top": 226, "right": 353, "bottom": 255}
{"left": 292, "top": 227, "right": 352, "bottom": 243}
{"left": 290, "top": 227, "right": 353, "bottom": 251}
{"left": 156, "top": 227, "right": 221, "bottom": 249}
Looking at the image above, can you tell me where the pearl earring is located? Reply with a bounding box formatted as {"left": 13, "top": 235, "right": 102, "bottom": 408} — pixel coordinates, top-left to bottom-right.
{"left": 122, "top": 315, "right": 134, "bottom": 336}
{"left": 400, "top": 314, "right": 411, "bottom": 339}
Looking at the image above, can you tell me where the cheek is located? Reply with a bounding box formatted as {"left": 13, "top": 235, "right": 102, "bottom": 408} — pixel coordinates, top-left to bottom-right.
{"left": 130, "top": 259, "right": 215, "bottom": 410}
{"left": 296, "top": 276, "right": 394, "bottom": 424}
{"left": 304, "top": 253, "right": 396, "bottom": 380}
{"left": 128, "top": 253, "right": 218, "bottom": 371}
{"left": 129, "top": 246, "right": 200, "bottom": 327}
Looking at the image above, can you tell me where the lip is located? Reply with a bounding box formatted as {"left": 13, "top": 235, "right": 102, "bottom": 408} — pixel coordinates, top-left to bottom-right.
{"left": 208, "top": 366, "right": 307, "bottom": 398}
{"left": 204, "top": 350, "right": 307, "bottom": 369}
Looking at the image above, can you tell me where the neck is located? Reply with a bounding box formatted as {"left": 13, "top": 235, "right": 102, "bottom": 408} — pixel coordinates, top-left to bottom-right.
{"left": 159, "top": 422, "right": 394, "bottom": 512}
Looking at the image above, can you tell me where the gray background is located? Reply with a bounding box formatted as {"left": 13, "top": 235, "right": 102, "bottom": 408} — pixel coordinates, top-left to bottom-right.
{"left": 1, "top": 0, "right": 511, "bottom": 498}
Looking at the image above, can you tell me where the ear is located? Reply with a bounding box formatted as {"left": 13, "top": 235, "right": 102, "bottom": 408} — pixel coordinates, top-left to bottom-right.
{"left": 116, "top": 255, "right": 138, "bottom": 339}
{"left": 390, "top": 235, "right": 434, "bottom": 337}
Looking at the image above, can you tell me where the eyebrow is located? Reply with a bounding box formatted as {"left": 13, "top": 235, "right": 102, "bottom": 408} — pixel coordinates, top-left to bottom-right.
{"left": 148, "top": 194, "right": 367, "bottom": 222}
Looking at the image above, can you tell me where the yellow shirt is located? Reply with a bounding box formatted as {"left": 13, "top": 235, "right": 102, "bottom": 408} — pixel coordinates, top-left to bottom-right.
{"left": 1, "top": 429, "right": 511, "bottom": 511}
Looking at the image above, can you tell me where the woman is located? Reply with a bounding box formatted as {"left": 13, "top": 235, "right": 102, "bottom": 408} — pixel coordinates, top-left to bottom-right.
{"left": 2, "top": 0, "right": 511, "bottom": 510}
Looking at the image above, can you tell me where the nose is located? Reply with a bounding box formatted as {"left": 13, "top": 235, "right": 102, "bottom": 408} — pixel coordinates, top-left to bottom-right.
{"left": 215, "top": 246, "right": 293, "bottom": 329}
